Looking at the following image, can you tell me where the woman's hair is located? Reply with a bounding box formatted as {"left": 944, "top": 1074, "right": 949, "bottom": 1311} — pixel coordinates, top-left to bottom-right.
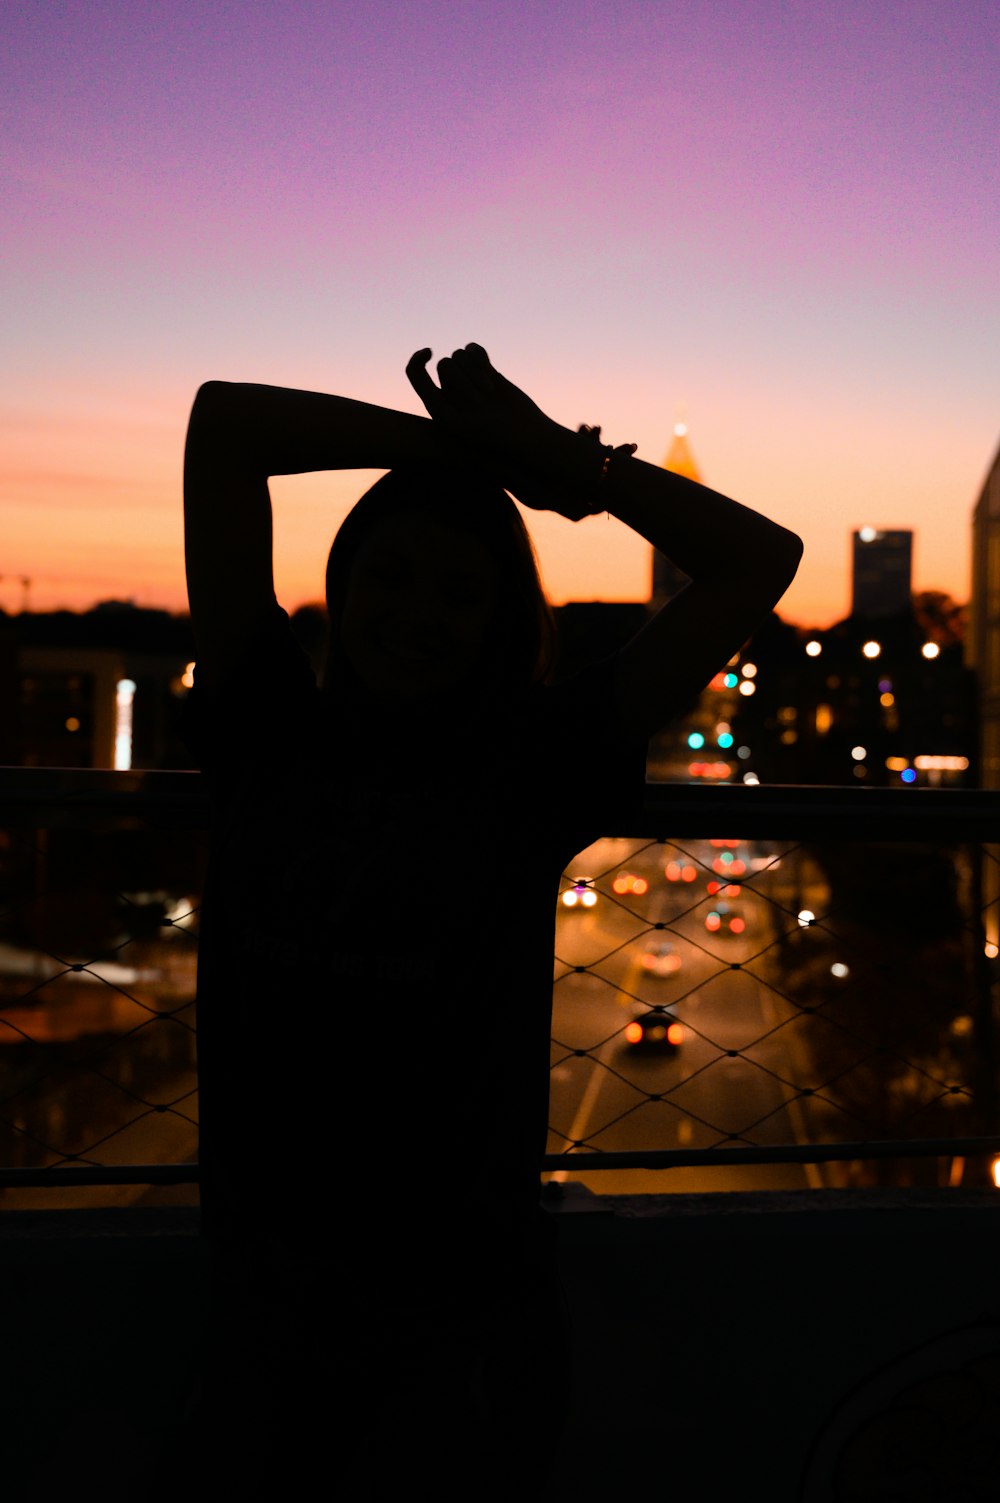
{"left": 321, "top": 465, "right": 555, "bottom": 701}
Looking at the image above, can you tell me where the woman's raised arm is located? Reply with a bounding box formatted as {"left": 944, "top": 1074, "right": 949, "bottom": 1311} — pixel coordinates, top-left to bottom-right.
{"left": 405, "top": 343, "right": 802, "bottom": 742}
{"left": 183, "top": 381, "right": 440, "bottom": 686}
{"left": 599, "top": 461, "right": 802, "bottom": 741}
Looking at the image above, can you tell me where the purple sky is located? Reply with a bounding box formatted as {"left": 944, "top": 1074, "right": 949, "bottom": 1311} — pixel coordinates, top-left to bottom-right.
{"left": 4, "top": 0, "right": 998, "bottom": 621}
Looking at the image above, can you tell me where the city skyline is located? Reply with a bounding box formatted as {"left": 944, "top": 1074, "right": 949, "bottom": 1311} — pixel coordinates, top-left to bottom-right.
{"left": 4, "top": 1, "right": 998, "bottom": 623}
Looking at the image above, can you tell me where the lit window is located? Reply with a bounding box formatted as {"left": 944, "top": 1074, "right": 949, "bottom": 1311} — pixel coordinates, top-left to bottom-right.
{"left": 805, "top": 640, "right": 822, "bottom": 657}
{"left": 742, "top": 663, "right": 757, "bottom": 678}
{"left": 922, "top": 642, "right": 940, "bottom": 660}
{"left": 851, "top": 746, "right": 867, "bottom": 761}
{"left": 738, "top": 680, "right": 756, "bottom": 697}
{"left": 862, "top": 641, "right": 881, "bottom": 659}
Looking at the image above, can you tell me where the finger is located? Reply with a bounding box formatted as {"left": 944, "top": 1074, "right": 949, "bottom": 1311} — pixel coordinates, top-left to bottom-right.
{"left": 437, "top": 353, "right": 479, "bottom": 401}
{"left": 453, "top": 343, "right": 494, "bottom": 395}
{"left": 436, "top": 355, "right": 479, "bottom": 410}
{"left": 405, "top": 348, "right": 438, "bottom": 406}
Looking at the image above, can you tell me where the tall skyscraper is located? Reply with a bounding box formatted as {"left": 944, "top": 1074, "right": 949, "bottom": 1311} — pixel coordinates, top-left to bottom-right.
{"left": 651, "top": 421, "right": 698, "bottom": 608}
{"left": 851, "top": 528, "right": 912, "bottom": 618}
{"left": 969, "top": 440, "right": 1000, "bottom": 788}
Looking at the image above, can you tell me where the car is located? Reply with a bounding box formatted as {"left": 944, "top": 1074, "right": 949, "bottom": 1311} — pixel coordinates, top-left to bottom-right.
{"left": 704, "top": 901, "right": 747, "bottom": 935}
{"left": 639, "top": 940, "right": 683, "bottom": 977}
{"left": 624, "top": 1007, "right": 684, "bottom": 1052}
{"left": 664, "top": 859, "right": 699, "bottom": 884}
{"left": 560, "top": 878, "right": 598, "bottom": 910}
{"left": 612, "top": 872, "right": 649, "bottom": 897}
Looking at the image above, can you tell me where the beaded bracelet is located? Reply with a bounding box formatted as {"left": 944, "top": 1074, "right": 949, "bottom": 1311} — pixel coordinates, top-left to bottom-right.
{"left": 578, "top": 424, "right": 637, "bottom": 515}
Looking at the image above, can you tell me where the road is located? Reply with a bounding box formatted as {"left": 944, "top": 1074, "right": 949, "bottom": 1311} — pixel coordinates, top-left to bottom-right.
{"left": 548, "top": 835, "right": 824, "bottom": 1193}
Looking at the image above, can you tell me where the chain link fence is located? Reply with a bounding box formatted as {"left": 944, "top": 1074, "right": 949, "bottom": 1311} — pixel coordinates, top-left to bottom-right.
{"left": 1, "top": 771, "right": 999, "bottom": 1206}
{"left": 0, "top": 771, "right": 204, "bottom": 1207}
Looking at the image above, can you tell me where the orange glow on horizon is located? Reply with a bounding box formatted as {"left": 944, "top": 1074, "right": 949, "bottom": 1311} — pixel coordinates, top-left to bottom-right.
{"left": 0, "top": 403, "right": 977, "bottom": 628}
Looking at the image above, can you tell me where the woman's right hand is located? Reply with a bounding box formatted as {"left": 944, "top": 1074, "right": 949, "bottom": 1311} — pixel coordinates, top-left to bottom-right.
{"left": 404, "top": 344, "right": 602, "bottom": 520}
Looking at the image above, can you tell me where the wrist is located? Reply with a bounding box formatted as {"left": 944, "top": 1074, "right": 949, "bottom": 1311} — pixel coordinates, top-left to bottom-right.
{"left": 574, "top": 427, "right": 638, "bottom": 516}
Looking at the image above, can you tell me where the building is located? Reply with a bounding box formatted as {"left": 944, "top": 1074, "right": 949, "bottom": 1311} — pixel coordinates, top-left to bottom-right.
{"left": 851, "top": 528, "right": 913, "bottom": 618}
{"left": 969, "top": 440, "right": 1000, "bottom": 788}
{"left": 1, "top": 604, "right": 196, "bottom": 769}
{"left": 727, "top": 605, "right": 974, "bottom": 788}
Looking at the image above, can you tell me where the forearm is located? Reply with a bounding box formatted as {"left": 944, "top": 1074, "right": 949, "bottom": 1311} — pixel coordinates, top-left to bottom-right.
{"left": 601, "top": 452, "right": 802, "bottom": 586}
{"left": 185, "top": 380, "right": 442, "bottom": 478}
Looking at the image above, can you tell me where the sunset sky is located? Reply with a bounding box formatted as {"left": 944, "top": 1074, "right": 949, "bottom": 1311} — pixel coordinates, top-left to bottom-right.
{"left": 4, "top": 0, "right": 998, "bottom": 626}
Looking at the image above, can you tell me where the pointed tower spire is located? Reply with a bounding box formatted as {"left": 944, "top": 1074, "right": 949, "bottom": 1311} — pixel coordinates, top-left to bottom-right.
{"left": 663, "top": 417, "right": 702, "bottom": 485}
{"left": 651, "top": 416, "right": 702, "bottom": 607}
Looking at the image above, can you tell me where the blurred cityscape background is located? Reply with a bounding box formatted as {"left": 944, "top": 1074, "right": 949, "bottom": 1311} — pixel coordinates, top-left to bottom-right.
{"left": 3, "top": 0, "right": 999, "bottom": 1209}
{"left": 2, "top": 425, "right": 999, "bottom": 1209}
{"left": 3, "top": 422, "right": 997, "bottom": 792}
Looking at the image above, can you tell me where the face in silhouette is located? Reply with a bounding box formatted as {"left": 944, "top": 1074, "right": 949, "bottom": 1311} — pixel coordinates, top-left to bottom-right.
{"left": 339, "top": 511, "right": 500, "bottom": 702}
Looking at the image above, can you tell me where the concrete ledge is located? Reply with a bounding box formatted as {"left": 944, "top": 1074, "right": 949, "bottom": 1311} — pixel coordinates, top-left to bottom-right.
{"left": 2, "top": 1192, "right": 998, "bottom": 1497}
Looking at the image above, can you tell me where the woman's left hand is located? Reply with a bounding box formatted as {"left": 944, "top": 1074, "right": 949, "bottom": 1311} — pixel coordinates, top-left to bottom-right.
{"left": 405, "top": 344, "right": 601, "bottom": 520}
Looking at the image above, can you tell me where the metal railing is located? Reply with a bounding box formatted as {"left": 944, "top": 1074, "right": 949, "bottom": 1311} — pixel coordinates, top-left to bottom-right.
{"left": 1, "top": 768, "right": 999, "bottom": 1200}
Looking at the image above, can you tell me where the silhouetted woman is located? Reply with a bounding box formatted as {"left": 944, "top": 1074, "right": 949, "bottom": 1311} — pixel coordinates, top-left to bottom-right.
{"left": 182, "top": 344, "right": 802, "bottom": 1495}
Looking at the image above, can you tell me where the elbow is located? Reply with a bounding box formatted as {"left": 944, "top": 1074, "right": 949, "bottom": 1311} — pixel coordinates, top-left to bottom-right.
{"left": 190, "top": 380, "right": 234, "bottom": 421}
{"left": 767, "top": 529, "right": 803, "bottom": 609}
{"left": 746, "top": 526, "right": 802, "bottom": 610}
{"left": 784, "top": 527, "right": 804, "bottom": 581}
{"left": 186, "top": 381, "right": 240, "bottom": 451}
{"left": 780, "top": 523, "right": 803, "bottom": 567}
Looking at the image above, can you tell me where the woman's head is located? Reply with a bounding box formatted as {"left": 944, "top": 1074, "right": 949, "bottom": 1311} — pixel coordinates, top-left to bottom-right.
{"left": 323, "top": 466, "right": 554, "bottom": 706}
